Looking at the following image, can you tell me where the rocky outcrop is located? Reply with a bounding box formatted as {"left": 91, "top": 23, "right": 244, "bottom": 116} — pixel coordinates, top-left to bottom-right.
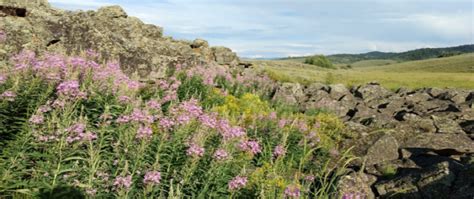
{"left": 273, "top": 82, "right": 474, "bottom": 198}
{"left": 0, "top": 0, "right": 240, "bottom": 81}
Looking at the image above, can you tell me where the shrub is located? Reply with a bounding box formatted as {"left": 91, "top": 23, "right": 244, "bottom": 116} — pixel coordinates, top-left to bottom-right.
{"left": 304, "top": 55, "right": 334, "bottom": 69}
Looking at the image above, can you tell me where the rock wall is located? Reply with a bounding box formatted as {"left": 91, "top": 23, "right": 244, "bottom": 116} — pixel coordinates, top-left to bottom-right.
{"left": 0, "top": 0, "right": 240, "bottom": 81}
{"left": 274, "top": 82, "right": 474, "bottom": 198}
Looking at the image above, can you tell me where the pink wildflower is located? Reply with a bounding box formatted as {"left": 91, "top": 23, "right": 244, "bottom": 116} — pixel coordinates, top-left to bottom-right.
{"left": 29, "top": 114, "right": 45, "bottom": 125}
{"left": 278, "top": 119, "right": 287, "bottom": 128}
{"left": 0, "top": 75, "right": 6, "bottom": 85}
{"left": 1, "top": 91, "right": 16, "bottom": 101}
{"left": 146, "top": 100, "right": 161, "bottom": 110}
{"left": 56, "top": 80, "right": 86, "bottom": 99}
{"left": 186, "top": 143, "right": 205, "bottom": 157}
{"left": 228, "top": 176, "right": 247, "bottom": 191}
{"left": 118, "top": 95, "right": 132, "bottom": 104}
{"left": 269, "top": 112, "right": 277, "bottom": 120}
{"left": 304, "top": 174, "right": 315, "bottom": 182}
{"left": 159, "top": 118, "right": 175, "bottom": 130}
{"left": 273, "top": 145, "right": 286, "bottom": 158}
{"left": 136, "top": 125, "right": 153, "bottom": 139}
{"left": 239, "top": 140, "right": 261, "bottom": 155}
{"left": 38, "top": 105, "right": 52, "bottom": 113}
{"left": 213, "top": 149, "right": 229, "bottom": 161}
{"left": 114, "top": 175, "right": 132, "bottom": 189}
{"left": 143, "top": 171, "right": 161, "bottom": 185}
{"left": 199, "top": 113, "right": 218, "bottom": 129}
{"left": 284, "top": 185, "right": 301, "bottom": 198}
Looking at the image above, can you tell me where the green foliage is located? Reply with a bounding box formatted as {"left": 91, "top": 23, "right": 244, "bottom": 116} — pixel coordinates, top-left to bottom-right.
{"left": 304, "top": 55, "right": 334, "bottom": 69}
{"left": 0, "top": 53, "right": 351, "bottom": 198}
{"left": 0, "top": 75, "right": 55, "bottom": 147}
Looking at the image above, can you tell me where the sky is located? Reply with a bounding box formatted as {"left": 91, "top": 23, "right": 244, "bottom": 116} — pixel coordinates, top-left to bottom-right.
{"left": 49, "top": 0, "right": 473, "bottom": 58}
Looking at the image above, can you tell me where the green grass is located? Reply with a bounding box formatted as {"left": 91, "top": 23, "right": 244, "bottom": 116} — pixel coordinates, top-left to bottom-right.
{"left": 255, "top": 53, "right": 474, "bottom": 90}
{"left": 349, "top": 59, "right": 398, "bottom": 68}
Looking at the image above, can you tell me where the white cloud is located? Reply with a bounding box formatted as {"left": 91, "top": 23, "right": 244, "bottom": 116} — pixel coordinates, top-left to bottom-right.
{"left": 385, "top": 13, "right": 473, "bottom": 39}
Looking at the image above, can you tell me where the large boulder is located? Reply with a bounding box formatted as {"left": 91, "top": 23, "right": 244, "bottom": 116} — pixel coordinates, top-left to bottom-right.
{"left": 0, "top": 1, "right": 240, "bottom": 82}
{"left": 212, "top": 46, "right": 239, "bottom": 66}
{"left": 365, "top": 134, "right": 400, "bottom": 165}
{"left": 337, "top": 172, "right": 376, "bottom": 199}
{"left": 272, "top": 83, "right": 305, "bottom": 105}
{"left": 431, "top": 115, "right": 465, "bottom": 134}
{"left": 402, "top": 133, "right": 474, "bottom": 154}
{"left": 374, "top": 162, "right": 458, "bottom": 199}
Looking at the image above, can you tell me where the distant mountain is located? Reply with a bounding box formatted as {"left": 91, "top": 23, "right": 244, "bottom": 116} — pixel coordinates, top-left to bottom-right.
{"left": 327, "top": 44, "right": 474, "bottom": 64}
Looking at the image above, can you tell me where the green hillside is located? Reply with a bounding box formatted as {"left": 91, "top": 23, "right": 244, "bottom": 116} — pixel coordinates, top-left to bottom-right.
{"left": 280, "top": 44, "right": 474, "bottom": 64}
{"left": 255, "top": 53, "right": 474, "bottom": 89}
{"left": 359, "top": 53, "right": 474, "bottom": 73}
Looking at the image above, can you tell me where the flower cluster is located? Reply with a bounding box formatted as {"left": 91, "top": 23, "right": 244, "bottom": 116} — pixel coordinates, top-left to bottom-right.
{"left": 65, "top": 123, "right": 97, "bottom": 143}
{"left": 228, "top": 176, "right": 247, "bottom": 191}
{"left": 114, "top": 175, "right": 133, "bottom": 190}
{"left": 284, "top": 185, "right": 301, "bottom": 198}
{"left": 239, "top": 140, "right": 261, "bottom": 155}
{"left": 0, "top": 91, "right": 16, "bottom": 102}
{"left": 213, "top": 149, "right": 229, "bottom": 161}
{"left": 0, "top": 75, "right": 6, "bottom": 85}
{"left": 273, "top": 145, "right": 286, "bottom": 158}
{"left": 136, "top": 125, "right": 153, "bottom": 139}
{"left": 56, "top": 80, "right": 87, "bottom": 100}
{"left": 186, "top": 143, "right": 205, "bottom": 157}
{"left": 117, "top": 108, "right": 154, "bottom": 124}
{"left": 143, "top": 171, "right": 161, "bottom": 185}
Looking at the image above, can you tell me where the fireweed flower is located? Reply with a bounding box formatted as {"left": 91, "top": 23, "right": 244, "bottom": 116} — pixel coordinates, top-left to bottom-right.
{"left": 269, "top": 112, "right": 277, "bottom": 120}
{"left": 114, "top": 175, "right": 132, "bottom": 190}
{"left": 0, "top": 91, "right": 16, "bottom": 101}
{"left": 228, "top": 176, "right": 247, "bottom": 191}
{"left": 239, "top": 140, "right": 261, "bottom": 155}
{"left": 304, "top": 174, "right": 315, "bottom": 182}
{"left": 273, "top": 145, "right": 286, "bottom": 158}
{"left": 284, "top": 185, "right": 301, "bottom": 198}
{"left": 118, "top": 95, "right": 132, "bottom": 104}
{"left": 186, "top": 143, "right": 205, "bottom": 157}
{"left": 199, "top": 113, "right": 218, "bottom": 129}
{"left": 56, "top": 80, "right": 86, "bottom": 99}
{"left": 146, "top": 100, "right": 161, "bottom": 110}
{"left": 29, "top": 114, "right": 45, "bottom": 125}
{"left": 136, "top": 125, "right": 153, "bottom": 139}
{"left": 0, "top": 75, "right": 6, "bottom": 85}
{"left": 213, "top": 149, "right": 229, "bottom": 161}
{"left": 143, "top": 171, "right": 161, "bottom": 185}
{"left": 278, "top": 119, "right": 287, "bottom": 128}
{"left": 159, "top": 118, "right": 175, "bottom": 130}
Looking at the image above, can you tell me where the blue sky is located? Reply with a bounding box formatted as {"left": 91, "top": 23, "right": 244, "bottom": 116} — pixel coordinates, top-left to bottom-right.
{"left": 50, "top": 0, "right": 473, "bottom": 58}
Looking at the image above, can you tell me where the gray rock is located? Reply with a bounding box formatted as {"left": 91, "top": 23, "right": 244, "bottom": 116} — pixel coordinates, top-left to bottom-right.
{"left": 374, "top": 162, "right": 457, "bottom": 199}
{"left": 97, "top": 5, "right": 127, "bottom": 18}
{"left": 431, "top": 115, "right": 465, "bottom": 134}
{"left": 366, "top": 134, "right": 399, "bottom": 165}
{"left": 337, "top": 172, "right": 376, "bottom": 199}
{"left": 191, "top": 38, "right": 208, "bottom": 48}
{"left": 272, "top": 83, "right": 304, "bottom": 105}
{"left": 403, "top": 133, "right": 474, "bottom": 154}
{"left": 329, "top": 83, "right": 350, "bottom": 100}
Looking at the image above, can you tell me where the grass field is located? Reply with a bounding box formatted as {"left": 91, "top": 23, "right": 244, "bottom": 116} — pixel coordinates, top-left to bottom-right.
{"left": 254, "top": 53, "right": 474, "bottom": 90}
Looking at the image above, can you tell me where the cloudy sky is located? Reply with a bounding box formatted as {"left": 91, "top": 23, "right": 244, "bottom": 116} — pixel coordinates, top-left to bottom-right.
{"left": 49, "top": 0, "right": 473, "bottom": 58}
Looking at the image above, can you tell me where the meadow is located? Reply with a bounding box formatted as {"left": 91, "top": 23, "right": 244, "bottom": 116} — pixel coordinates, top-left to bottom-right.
{"left": 256, "top": 53, "right": 474, "bottom": 90}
